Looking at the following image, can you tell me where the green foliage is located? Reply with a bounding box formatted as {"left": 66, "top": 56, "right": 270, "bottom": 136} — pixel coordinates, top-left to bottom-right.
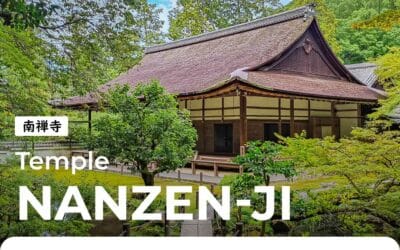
{"left": 0, "top": 0, "right": 54, "bottom": 29}
{"left": 331, "top": 3, "right": 400, "bottom": 64}
{"left": 326, "top": 0, "right": 400, "bottom": 20}
{"left": 0, "top": 22, "right": 50, "bottom": 139}
{"left": 288, "top": 0, "right": 340, "bottom": 53}
{"left": 229, "top": 141, "right": 296, "bottom": 236}
{"left": 280, "top": 128, "right": 400, "bottom": 239}
{"left": 168, "top": 0, "right": 281, "bottom": 40}
{"left": 338, "top": 2, "right": 400, "bottom": 121}
{"left": 337, "top": 22, "right": 400, "bottom": 64}
{"left": 168, "top": 0, "right": 214, "bottom": 40}
{"left": 42, "top": 0, "right": 163, "bottom": 97}
{"left": 0, "top": 166, "right": 93, "bottom": 241}
{"left": 354, "top": 10, "right": 400, "bottom": 31}
{"left": 0, "top": 0, "right": 165, "bottom": 139}
{"left": 371, "top": 47, "right": 400, "bottom": 120}
{"left": 282, "top": 128, "right": 400, "bottom": 195}
{"left": 234, "top": 141, "right": 296, "bottom": 185}
{"left": 91, "top": 81, "right": 197, "bottom": 185}
{"left": 230, "top": 174, "right": 263, "bottom": 200}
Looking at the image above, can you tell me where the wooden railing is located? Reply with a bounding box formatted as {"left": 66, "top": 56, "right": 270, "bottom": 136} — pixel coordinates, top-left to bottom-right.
{"left": 191, "top": 153, "right": 243, "bottom": 176}
{"left": 0, "top": 140, "right": 84, "bottom": 150}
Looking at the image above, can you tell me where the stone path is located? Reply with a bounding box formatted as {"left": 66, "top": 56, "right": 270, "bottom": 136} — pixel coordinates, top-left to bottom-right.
{"left": 180, "top": 205, "right": 214, "bottom": 236}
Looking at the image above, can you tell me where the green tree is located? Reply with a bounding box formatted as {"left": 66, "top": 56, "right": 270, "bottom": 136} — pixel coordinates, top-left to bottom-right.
{"left": 370, "top": 47, "right": 400, "bottom": 120}
{"left": 280, "top": 129, "right": 400, "bottom": 239}
{"left": 0, "top": 0, "right": 165, "bottom": 139}
{"left": 91, "top": 81, "right": 197, "bottom": 185}
{"left": 0, "top": 165, "right": 94, "bottom": 242}
{"left": 40, "top": 0, "right": 164, "bottom": 97}
{"left": 168, "top": 0, "right": 214, "bottom": 40}
{"left": 328, "top": 3, "right": 400, "bottom": 64}
{"left": 168, "top": 0, "right": 281, "bottom": 40}
{"left": 326, "top": 0, "right": 400, "bottom": 20}
{"left": 233, "top": 140, "right": 296, "bottom": 236}
{"left": 337, "top": 22, "right": 400, "bottom": 64}
{"left": 353, "top": 9, "right": 400, "bottom": 31}
{"left": 0, "top": 22, "right": 50, "bottom": 139}
{"left": 349, "top": 7, "right": 400, "bottom": 121}
{"left": 0, "top": 0, "right": 54, "bottom": 29}
{"left": 234, "top": 141, "right": 296, "bottom": 186}
{"left": 287, "top": 0, "right": 340, "bottom": 53}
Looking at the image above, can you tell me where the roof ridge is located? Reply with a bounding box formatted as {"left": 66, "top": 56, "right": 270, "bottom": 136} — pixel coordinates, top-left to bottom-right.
{"left": 145, "top": 4, "right": 316, "bottom": 54}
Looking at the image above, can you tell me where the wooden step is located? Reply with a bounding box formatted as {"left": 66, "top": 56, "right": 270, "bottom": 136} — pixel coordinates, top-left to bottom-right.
{"left": 197, "top": 155, "right": 233, "bottom": 162}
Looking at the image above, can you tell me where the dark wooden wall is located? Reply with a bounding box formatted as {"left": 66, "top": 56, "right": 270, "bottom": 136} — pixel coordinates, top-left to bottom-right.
{"left": 193, "top": 119, "right": 313, "bottom": 155}
{"left": 192, "top": 120, "right": 240, "bottom": 155}
{"left": 248, "top": 120, "right": 309, "bottom": 141}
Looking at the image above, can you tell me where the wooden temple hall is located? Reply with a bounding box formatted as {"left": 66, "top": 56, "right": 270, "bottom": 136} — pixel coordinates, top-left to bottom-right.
{"left": 55, "top": 5, "right": 383, "bottom": 157}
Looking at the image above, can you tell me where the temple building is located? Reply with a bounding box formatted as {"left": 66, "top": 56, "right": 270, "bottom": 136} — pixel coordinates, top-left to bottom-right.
{"left": 55, "top": 5, "right": 383, "bottom": 156}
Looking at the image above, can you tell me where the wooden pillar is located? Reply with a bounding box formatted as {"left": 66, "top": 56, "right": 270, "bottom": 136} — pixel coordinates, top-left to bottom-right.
{"left": 278, "top": 97, "right": 282, "bottom": 134}
{"left": 213, "top": 162, "right": 218, "bottom": 177}
{"left": 221, "top": 97, "right": 224, "bottom": 121}
{"left": 290, "top": 98, "right": 295, "bottom": 137}
{"left": 239, "top": 91, "right": 247, "bottom": 148}
{"left": 191, "top": 162, "right": 196, "bottom": 175}
{"left": 331, "top": 102, "right": 338, "bottom": 138}
{"left": 184, "top": 99, "right": 188, "bottom": 109}
{"left": 88, "top": 109, "right": 93, "bottom": 150}
{"left": 88, "top": 109, "right": 92, "bottom": 134}
{"left": 202, "top": 98, "right": 205, "bottom": 121}
{"left": 357, "top": 103, "right": 362, "bottom": 127}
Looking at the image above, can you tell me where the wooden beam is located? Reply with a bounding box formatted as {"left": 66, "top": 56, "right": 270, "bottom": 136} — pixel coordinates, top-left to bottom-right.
{"left": 239, "top": 91, "right": 247, "bottom": 147}
{"left": 189, "top": 106, "right": 338, "bottom": 112}
{"left": 290, "top": 98, "right": 295, "bottom": 136}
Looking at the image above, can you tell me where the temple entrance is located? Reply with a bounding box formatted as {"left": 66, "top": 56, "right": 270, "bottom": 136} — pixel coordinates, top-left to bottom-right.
{"left": 214, "top": 124, "right": 233, "bottom": 153}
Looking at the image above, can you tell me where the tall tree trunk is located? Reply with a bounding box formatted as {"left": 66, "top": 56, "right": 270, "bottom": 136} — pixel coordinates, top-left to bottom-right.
{"left": 141, "top": 172, "right": 155, "bottom": 186}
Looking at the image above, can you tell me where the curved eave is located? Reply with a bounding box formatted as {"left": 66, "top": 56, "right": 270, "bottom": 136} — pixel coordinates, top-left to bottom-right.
{"left": 178, "top": 76, "right": 379, "bottom": 103}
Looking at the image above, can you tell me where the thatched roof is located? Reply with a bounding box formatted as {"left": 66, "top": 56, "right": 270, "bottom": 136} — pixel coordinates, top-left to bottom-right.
{"left": 56, "top": 5, "right": 381, "bottom": 108}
